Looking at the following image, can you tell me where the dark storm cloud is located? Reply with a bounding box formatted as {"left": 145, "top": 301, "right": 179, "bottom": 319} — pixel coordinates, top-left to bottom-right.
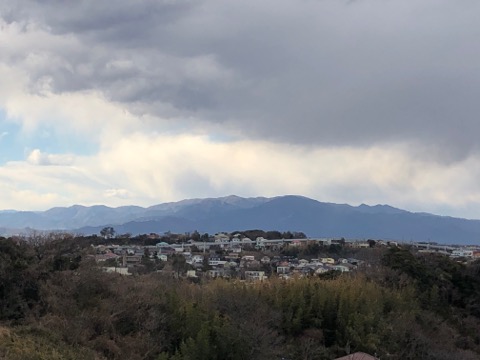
{"left": 3, "top": 0, "right": 480, "bottom": 160}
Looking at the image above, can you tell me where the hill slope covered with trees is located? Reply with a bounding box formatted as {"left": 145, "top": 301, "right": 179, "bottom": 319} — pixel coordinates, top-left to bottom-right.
{"left": 1, "top": 234, "right": 480, "bottom": 359}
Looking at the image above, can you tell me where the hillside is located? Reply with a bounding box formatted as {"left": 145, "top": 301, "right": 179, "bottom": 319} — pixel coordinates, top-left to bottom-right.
{"left": 1, "top": 235, "right": 480, "bottom": 359}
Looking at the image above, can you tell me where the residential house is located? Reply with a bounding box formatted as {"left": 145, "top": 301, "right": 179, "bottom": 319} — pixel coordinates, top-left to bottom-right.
{"left": 208, "top": 257, "right": 226, "bottom": 267}
{"left": 260, "top": 256, "right": 271, "bottom": 264}
{"left": 156, "top": 241, "right": 171, "bottom": 248}
{"left": 241, "top": 237, "right": 253, "bottom": 244}
{"left": 94, "top": 252, "right": 120, "bottom": 263}
{"left": 157, "top": 254, "right": 168, "bottom": 262}
{"left": 191, "top": 255, "right": 204, "bottom": 264}
{"left": 320, "top": 257, "right": 335, "bottom": 264}
{"left": 348, "top": 241, "right": 370, "bottom": 249}
{"left": 277, "top": 263, "right": 290, "bottom": 274}
{"left": 225, "top": 253, "right": 240, "bottom": 261}
{"left": 245, "top": 259, "right": 261, "bottom": 269}
{"left": 186, "top": 270, "right": 197, "bottom": 278}
{"left": 231, "top": 236, "right": 241, "bottom": 243}
{"left": 314, "top": 266, "right": 329, "bottom": 275}
{"left": 333, "top": 265, "right": 350, "bottom": 272}
{"left": 244, "top": 271, "right": 267, "bottom": 281}
{"left": 230, "top": 244, "right": 242, "bottom": 253}
{"left": 207, "top": 269, "right": 225, "bottom": 278}
{"left": 157, "top": 246, "right": 175, "bottom": 255}
{"left": 255, "top": 237, "right": 266, "bottom": 250}
{"left": 214, "top": 233, "right": 230, "bottom": 242}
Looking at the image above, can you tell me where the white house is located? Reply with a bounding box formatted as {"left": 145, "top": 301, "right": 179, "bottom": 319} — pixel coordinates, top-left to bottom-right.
{"left": 277, "top": 266, "right": 290, "bottom": 274}
{"left": 208, "top": 258, "right": 227, "bottom": 266}
{"left": 192, "top": 255, "right": 204, "bottom": 264}
{"left": 245, "top": 271, "right": 267, "bottom": 281}
{"left": 333, "top": 265, "right": 350, "bottom": 272}
{"left": 157, "top": 254, "right": 168, "bottom": 262}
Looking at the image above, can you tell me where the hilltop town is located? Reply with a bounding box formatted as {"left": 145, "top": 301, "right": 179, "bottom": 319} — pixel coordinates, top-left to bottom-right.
{"left": 90, "top": 229, "right": 480, "bottom": 280}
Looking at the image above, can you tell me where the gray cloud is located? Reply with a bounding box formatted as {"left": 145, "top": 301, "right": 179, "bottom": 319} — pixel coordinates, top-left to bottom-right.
{"left": 3, "top": 0, "right": 480, "bottom": 161}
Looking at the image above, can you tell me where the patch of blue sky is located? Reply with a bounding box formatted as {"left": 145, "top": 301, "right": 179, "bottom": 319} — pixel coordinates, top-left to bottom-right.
{"left": 0, "top": 109, "right": 98, "bottom": 164}
{"left": 0, "top": 111, "right": 24, "bottom": 164}
{"left": 23, "top": 124, "right": 98, "bottom": 156}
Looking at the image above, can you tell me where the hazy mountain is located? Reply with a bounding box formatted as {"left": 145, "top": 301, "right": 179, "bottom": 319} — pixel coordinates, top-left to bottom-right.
{"left": 1, "top": 195, "right": 480, "bottom": 244}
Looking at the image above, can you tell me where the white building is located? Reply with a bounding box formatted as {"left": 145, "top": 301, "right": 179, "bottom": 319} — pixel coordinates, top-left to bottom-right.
{"left": 451, "top": 250, "right": 474, "bottom": 258}
{"left": 245, "top": 271, "right": 267, "bottom": 281}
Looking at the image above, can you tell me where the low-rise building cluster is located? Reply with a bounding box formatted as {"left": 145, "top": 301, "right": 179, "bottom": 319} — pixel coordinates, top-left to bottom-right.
{"left": 90, "top": 236, "right": 367, "bottom": 280}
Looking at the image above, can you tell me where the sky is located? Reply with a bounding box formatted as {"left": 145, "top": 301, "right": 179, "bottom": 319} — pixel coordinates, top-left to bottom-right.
{"left": 1, "top": 0, "right": 480, "bottom": 218}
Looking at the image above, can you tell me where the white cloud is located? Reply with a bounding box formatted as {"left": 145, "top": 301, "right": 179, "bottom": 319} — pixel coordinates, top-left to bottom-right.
{"left": 104, "top": 188, "right": 131, "bottom": 199}
{"left": 26, "top": 149, "right": 75, "bottom": 166}
{"left": 0, "top": 130, "right": 480, "bottom": 218}
{"left": 52, "top": 134, "right": 480, "bottom": 213}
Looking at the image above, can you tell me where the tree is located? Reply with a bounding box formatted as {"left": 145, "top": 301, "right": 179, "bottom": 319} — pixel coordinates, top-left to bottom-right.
{"left": 293, "top": 232, "right": 307, "bottom": 239}
{"left": 140, "top": 249, "right": 156, "bottom": 273}
{"left": 266, "top": 231, "right": 282, "bottom": 240}
{"left": 100, "top": 227, "right": 115, "bottom": 239}
{"left": 190, "top": 230, "right": 201, "bottom": 242}
{"left": 0, "top": 238, "right": 39, "bottom": 320}
{"left": 171, "top": 254, "right": 188, "bottom": 277}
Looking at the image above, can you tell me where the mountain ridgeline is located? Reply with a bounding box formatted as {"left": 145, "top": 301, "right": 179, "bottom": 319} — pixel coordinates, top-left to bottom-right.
{"left": 1, "top": 195, "right": 480, "bottom": 244}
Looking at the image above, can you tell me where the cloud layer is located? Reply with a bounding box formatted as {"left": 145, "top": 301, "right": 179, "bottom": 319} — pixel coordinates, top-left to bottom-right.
{"left": 1, "top": 0, "right": 480, "bottom": 218}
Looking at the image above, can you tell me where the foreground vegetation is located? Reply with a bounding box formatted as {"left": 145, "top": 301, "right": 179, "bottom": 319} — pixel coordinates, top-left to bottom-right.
{"left": 1, "top": 234, "right": 480, "bottom": 359}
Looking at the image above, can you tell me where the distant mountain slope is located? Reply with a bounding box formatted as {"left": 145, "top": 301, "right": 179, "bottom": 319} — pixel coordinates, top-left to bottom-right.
{"left": 0, "top": 195, "right": 271, "bottom": 230}
{"left": 1, "top": 195, "right": 480, "bottom": 244}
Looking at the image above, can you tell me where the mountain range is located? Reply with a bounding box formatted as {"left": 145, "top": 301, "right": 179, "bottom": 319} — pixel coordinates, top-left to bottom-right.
{"left": 1, "top": 195, "right": 480, "bottom": 244}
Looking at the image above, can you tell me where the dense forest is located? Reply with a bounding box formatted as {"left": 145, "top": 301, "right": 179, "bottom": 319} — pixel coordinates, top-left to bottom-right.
{"left": 1, "top": 234, "right": 480, "bottom": 359}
